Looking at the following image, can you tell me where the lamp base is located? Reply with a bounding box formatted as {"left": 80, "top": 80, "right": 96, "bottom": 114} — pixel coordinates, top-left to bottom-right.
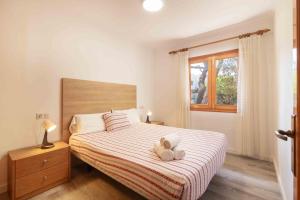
{"left": 146, "top": 116, "right": 151, "bottom": 124}
{"left": 41, "top": 130, "right": 55, "bottom": 149}
{"left": 41, "top": 143, "right": 54, "bottom": 149}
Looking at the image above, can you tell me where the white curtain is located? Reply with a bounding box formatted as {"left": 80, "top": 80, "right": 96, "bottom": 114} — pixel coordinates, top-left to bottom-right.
{"left": 238, "top": 35, "right": 274, "bottom": 161}
{"left": 176, "top": 51, "right": 191, "bottom": 128}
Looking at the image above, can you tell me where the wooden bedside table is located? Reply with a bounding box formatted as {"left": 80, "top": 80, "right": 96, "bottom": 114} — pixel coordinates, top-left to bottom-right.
{"left": 150, "top": 121, "right": 164, "bottom": 125}
{"left": 8, "top": 141, "right": 70, "bottom": 200}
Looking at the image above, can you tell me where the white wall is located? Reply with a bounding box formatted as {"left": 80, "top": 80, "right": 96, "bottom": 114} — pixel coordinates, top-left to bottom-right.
{"left": 0, "top": 0, "right": 154, "bottom": 193}
{"left": 0, "top": 0, "right": 293, "bottom": 198}
{"left": 153, "top": 13, "right": 274, "bottom": 155}
{"left": 273, "top": 0, "right": 294, "bottom": 199}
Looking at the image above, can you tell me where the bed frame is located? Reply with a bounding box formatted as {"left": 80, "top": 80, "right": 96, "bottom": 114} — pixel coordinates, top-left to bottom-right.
{"left": 61, "top": 78, "right": 137, "bottom": 142}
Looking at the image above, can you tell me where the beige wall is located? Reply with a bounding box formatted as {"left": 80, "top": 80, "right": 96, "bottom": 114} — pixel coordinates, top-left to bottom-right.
{"left": 153, "top": 13, "right": 274, "bottom": 157}
{"left": 0, "top": 0, "right": 154, "bottom": 192}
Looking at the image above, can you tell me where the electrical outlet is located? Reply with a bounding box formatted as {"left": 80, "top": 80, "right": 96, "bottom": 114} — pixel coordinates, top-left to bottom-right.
{"left": 36, "top": 113, "right": 49, "bottom": 120}
{"left": 43, "top": 113, "right": 49, "bottom": 119}
{"left": 36, "top": 113, "right": 43, "bottom": 119}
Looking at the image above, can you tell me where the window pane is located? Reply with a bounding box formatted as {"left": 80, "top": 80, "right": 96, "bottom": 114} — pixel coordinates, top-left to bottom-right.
{"left": 216, "top": 57, "right": 238, "bottom": 105}
{"left": 190, "top": 61, "right": 209, "bottom": 104}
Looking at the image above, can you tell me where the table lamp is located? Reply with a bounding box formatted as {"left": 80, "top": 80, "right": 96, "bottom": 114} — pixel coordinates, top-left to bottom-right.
{"left": 146, "top": 111, "right": 152, "bottom": 123}
{"left": 41, "top": 119, "right": 56, "bottom": 149}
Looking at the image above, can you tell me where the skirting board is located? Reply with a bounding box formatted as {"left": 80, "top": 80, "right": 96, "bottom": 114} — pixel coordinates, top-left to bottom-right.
{"left": 227, "top": 148, "right": 272, "bottom": 162}
{"left": 226, "top": 148, "right": 240, "bottom": 155}
{"left": 0, "top": 184, "right": 7, "bottom": 194}
{"left": 273, "top": 158, "right": 287, "bottom": 200}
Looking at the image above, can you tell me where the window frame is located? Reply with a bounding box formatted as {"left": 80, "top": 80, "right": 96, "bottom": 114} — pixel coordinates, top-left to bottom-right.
{"left": 189, "top": 49, "right": 239, "bottom": 113}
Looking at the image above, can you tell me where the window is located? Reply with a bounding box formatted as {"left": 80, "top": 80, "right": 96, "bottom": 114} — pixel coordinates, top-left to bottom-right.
{"left": 189, "top": 49, "right": 238, "bottom": 112}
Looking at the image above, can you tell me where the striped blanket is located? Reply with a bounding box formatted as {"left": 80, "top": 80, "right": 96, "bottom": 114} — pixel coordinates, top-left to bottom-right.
{"left": 69, "top": 123, "right": 226, "bottom": 200}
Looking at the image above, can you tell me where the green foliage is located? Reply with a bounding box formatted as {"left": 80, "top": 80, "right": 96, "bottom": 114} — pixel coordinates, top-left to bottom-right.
{"left": 216, "top": 76, "right": 237, "bottom": 105}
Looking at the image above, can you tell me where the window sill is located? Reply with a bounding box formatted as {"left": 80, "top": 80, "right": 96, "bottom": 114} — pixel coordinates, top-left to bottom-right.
{"left": 190, "top": 107, "right": 237, "bottom": 113}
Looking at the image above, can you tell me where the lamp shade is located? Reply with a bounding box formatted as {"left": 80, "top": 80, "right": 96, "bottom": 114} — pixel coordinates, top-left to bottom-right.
{"left": 42, "top": 119, "right": 56, "bottom": 133}
{"left": 147, "top": 111, "right": 152, "bottom": 116}
{"left": 143, "top": 0, "right": 164, "bottom": 12}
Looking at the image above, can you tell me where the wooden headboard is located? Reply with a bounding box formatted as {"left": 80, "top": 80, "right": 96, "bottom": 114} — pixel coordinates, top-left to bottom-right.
{"left": 61, "top": 78, "right": 136, "bottom": 142}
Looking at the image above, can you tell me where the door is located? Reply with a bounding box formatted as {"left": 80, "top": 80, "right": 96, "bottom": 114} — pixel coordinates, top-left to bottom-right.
{"left": 296, "top": 0, "right": 300, "bottom": 199}
{"left": 275, "top": 0, "right": 299, "bottom": 199}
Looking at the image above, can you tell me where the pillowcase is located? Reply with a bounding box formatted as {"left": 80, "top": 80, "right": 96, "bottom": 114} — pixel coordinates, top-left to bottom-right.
{"left": 69, "top": 112, "right": 107, "bottom": 135}
{"left": 113, "top": 108, "right": 141, "bottom": 124}
{"left": 103, "top": 112, "right": 131, "bottom": 132}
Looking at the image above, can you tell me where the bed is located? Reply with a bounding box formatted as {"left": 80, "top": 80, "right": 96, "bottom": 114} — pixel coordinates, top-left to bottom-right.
{"left": 61, "top": 78, "right": 226, "bottom": 200}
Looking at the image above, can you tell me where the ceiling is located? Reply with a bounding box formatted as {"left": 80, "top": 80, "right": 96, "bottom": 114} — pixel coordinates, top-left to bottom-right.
{"left": 30, "top": 0, "right": 276, "bottom": 44}
{"left": 96, "top": 0, "right": 275, "bottom": 43}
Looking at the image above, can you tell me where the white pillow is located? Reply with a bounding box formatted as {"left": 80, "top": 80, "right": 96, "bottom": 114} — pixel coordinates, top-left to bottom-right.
{"left": 69, "top": 112, "right": 107, "bottom": 135}
{"left": 114, "top": 108, "right": 141, "bottom": 124}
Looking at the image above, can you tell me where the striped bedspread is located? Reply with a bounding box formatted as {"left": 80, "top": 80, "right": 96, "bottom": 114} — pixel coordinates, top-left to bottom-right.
{"left": 69, "top": 123, "right": 226, "bottom": 200}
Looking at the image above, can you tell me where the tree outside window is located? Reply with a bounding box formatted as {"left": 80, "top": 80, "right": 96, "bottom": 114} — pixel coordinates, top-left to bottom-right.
{"left": 189, "top": 49, "right": 238, "bottom": 112}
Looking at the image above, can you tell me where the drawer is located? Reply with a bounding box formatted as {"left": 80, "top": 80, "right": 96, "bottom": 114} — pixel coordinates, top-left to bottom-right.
{"left": 16, "top": 148, "right": 68, "bottom": 178}
{"left": 15, "top": 161, "right": 68, "bottom": 198}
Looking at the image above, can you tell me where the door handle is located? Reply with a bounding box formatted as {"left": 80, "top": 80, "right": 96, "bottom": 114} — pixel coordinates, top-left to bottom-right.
{"left": 274, "top": 115, "right": 297, "bottom": 176}
{"left": 275, "top": 129, "right": 294, "bottom": 141}
{"left": 275, "top": 115, "right": 296, "bottom": 141}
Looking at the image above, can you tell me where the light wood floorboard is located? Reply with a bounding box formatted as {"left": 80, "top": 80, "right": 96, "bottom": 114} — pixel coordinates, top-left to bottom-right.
{"left": 0, "top": 153, "right": 282, "bottom": 200}
{"left": 201, "top": 154, "right": 282, "bottom": 200}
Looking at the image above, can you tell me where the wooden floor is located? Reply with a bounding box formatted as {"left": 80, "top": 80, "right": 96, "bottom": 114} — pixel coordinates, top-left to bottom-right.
{"left": 0, "top": 154, "right": 282, "bottom": 200}
{"left": 201, "top": 154, "right": 282, "bottom": 200}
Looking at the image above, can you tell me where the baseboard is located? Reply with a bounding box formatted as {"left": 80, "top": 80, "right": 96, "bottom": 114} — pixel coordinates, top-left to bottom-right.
{"left": 226, "top": 149, "right": 272, "bottom": 161}
{"left": 226, "top": 148, "right": 240, "bottom": 155}
{"left": 273, "top": 157, "right": 287, "bottom": 200}
{"left": 0, "top": 183, "right": 7, "bottom": 194}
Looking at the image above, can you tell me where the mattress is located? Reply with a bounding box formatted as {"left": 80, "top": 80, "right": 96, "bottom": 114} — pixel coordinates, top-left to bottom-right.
{"left": 69, "top": 123, "right": 226, "bottom": 200}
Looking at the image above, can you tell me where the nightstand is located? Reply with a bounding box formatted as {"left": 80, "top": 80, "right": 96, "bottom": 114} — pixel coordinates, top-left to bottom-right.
{"left": 8, "top": 141, "right": 70, "bottom": 200}
{"left": 150, "top": 121, "right": 164, "bottom": 125}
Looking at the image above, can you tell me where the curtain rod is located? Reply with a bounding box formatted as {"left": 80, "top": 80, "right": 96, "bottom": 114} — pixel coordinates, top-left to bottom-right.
{"left": 169, "top": 28, "right": 271, "bottom": 55}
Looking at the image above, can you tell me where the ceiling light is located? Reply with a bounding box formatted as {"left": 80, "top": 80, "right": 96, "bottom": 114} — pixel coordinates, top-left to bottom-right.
{"left": 143, "top": 0, "right": 164, "bottom": 12}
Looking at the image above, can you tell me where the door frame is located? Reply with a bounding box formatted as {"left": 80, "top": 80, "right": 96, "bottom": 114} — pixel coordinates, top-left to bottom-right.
{"left": 296, "top": 0, "right": 300, "bottom": 199}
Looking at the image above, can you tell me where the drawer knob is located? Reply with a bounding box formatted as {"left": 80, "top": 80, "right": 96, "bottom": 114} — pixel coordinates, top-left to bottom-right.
{"left": 43, "top": 159, "right": 48, "bottom": 165}
{"left": 43, "top": 176, "right": 48, "bottom": 181}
